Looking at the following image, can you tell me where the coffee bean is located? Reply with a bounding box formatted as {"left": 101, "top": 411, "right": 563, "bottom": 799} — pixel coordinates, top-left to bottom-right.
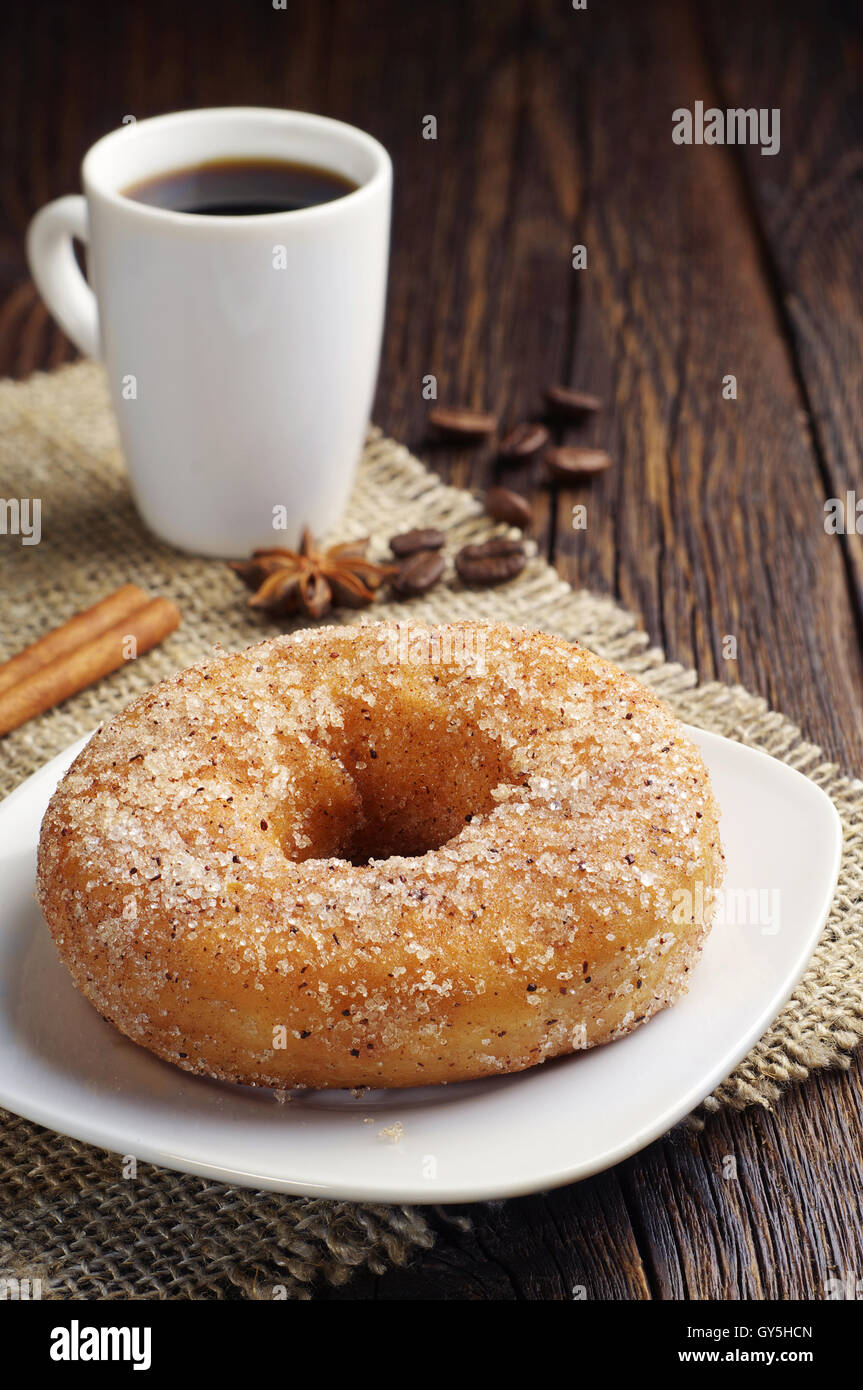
{"left": 543, "top": 385, "right": 602, "bottom": 418}
{"left": 485, "top": 486, "right": 532, "bottom": 529}
{"left": 544, "top": 446, "right": 613, "bottom": 481}
{"left": 455, "top": 538, "right": 526, "bottom": 587}
{"left": 429, "top": 406, "right": 498, "bottom": 438}
{"left": 498, "top": 421, "right": 550, "bottom": 459}
{"left": 389, "top": 527, "right": 446, "bottom": 557}
{"left": 392, "top": 549, "right": 446, "bottom": 596}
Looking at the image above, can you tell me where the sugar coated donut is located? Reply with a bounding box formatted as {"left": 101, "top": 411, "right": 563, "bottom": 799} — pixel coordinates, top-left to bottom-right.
{"left": 37, "top": 621, "right": 724, "bottom": 1089}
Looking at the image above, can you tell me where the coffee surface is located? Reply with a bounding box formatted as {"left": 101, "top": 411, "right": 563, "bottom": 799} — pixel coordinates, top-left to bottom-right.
{"left": 123, "top": 157, "right": 357, "bottom": 215}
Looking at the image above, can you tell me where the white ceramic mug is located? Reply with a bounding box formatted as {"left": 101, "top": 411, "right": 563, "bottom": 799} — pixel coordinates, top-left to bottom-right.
{"left": 27, "top": 107, "right": 392, "bottom": 557}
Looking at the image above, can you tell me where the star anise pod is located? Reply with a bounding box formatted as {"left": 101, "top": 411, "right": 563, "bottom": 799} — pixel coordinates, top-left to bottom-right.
{"left": 230, "top": 529, "right": 397, "bottom": 619}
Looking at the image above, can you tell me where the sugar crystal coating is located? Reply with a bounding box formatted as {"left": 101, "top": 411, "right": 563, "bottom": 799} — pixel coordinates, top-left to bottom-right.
{"left": 36, "top": 621, "right": 725, "bottom": 1088}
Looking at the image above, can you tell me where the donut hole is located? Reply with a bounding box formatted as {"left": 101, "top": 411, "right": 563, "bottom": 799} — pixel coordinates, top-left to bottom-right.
{"left": 340, "top": 712, "right": 508, "bottom": 863}
{"left": 278, "top": 689, "right": 516, "bottom": 865}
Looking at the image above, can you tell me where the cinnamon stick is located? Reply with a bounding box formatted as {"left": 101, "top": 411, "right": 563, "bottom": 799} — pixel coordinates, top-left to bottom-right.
{"left": 0, "top": 584, "right": 151, "bottom": 697}
{"left": 0, "top": 597, "right": 181, "bottom": 737}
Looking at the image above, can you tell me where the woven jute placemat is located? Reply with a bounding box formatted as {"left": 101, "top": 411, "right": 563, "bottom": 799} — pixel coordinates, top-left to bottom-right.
{"left": 1, "top": 362, "right": 862, "bottom": 1299}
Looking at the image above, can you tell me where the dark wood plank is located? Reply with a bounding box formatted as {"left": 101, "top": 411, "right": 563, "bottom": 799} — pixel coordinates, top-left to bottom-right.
{"left": 702, "top": 0, "right": 863, "bottom": 636}
{"left": 525, "top": 0, "right": 863, "bottom": 771}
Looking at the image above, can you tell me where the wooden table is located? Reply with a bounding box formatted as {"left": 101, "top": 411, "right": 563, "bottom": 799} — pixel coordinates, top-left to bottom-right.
{"left": 2, "top": 0, "right": 861, "bottom": 1299}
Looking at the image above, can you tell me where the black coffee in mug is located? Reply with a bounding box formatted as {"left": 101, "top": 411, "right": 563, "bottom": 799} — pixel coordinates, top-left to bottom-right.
{"left": 123, "top": 157, "right": 358, "bottom": 216}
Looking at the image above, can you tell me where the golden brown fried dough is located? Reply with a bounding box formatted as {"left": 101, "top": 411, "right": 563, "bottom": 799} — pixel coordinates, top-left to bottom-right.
{"left": 37, "top": 622, "right": 723, "bottom": 1089}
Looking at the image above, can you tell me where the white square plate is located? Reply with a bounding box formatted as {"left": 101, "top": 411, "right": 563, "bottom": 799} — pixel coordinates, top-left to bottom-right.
{"left": 0, "top": 726, "right": 841, "bottom": 1203}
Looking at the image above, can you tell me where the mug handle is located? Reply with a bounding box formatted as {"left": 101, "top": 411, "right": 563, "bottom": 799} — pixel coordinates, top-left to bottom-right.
{"left": 26, "top": 196, "right": 100, "bottom": 358}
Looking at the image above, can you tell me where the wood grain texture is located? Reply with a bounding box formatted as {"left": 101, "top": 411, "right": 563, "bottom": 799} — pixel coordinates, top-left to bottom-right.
{"left": 704, "top": 0, "right": 863, "bottom": 634}
{"left": 1, "top": 0, "right": 861, "bottom": 1300}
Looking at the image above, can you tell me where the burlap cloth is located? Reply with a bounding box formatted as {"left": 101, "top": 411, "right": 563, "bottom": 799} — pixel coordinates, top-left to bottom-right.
{"left": 1, "top": 362, "right": 861, "bottom": 1299}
